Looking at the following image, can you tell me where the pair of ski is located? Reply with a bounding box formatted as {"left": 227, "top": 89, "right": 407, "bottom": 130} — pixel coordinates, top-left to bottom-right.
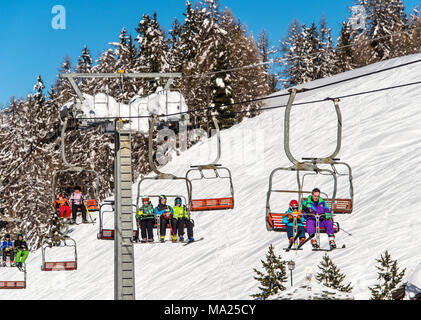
{"left": 139, "top": 237, "right": 204, "bottom": 246}
{"left": 284, "top": 234, "right": 345, "bottom": 252}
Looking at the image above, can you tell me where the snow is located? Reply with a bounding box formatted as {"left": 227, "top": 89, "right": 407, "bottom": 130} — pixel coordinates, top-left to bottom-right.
{"left": 3, "top": 53, "right": 421, "bottom": 299}
{"left": 63, "top": 87, "right": 188, "bottom": 135}
{"left": 405, "top": 262, "right": 421, "bottom": 299}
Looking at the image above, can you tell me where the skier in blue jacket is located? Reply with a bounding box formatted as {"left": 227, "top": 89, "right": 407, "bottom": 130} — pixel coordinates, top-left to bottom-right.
{"left": 155, "top": 195, "right": 174, "bottom": 242}
{"left": 282, "top": 200, "right": 306, "bottom": 246}
{"left": 1, "top": 234, "right": 15, "bottom": 267}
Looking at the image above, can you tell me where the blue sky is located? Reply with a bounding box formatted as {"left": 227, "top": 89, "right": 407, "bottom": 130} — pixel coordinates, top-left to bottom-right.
{"left": 0, "top": 0, "right": 419, "bottom": 106}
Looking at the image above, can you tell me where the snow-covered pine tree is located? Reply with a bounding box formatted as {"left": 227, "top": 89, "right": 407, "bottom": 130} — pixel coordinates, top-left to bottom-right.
{"left": 369, "top": 250, "right": 406, "bottom": 300}
{"left": 257, "top": 29, "right": 278, "bottom": 93}
{"left": 75, "top": 45, "right": 94, "bottom": 93}
{"left": 135, "top": 12, "right": 169, "bottom": 94}
{"left": 316, "top": 253, "right": 353, "bottom": 293}
{"left": 335, "top": 21, "right": 355, "bottom": 73}
{"left": 250, "top": 244, "right": 288, "bottom": 300}
{"left": 407, "top": 6, "right": 421, "bottom": 54}
{"left": 55, "top": 55, "right": 74, "bottom": 103}
{"left": 210, "top": 41, "right": 234, "bottom": 130}
{"left": 90, "top": 48, "right": 119, "bottom": 96}
{"left": 318, "top": 15, "right": 337, "bottom": 79}
{"left": 281, "top": 19, "right": 306, "bottom": 88}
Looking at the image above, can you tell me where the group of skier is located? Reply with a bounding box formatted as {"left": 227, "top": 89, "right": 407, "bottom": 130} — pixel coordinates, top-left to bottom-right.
{"left": 283, "top": 188, "right": 337, "bottom": 250}
{"left": 53, "top": 186, "right": 89, "bottom": 224}
{"left": 0, "top": 232, "right": 29, "bottom": 269}
{"left": 136, "top": 195, "right": 194, "bottom": 243}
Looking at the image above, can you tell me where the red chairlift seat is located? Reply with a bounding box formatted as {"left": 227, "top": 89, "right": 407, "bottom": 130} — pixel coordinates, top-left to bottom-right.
{"left": 266, "top": 212, "right": 339, "bottom": 234}
{"left": 0, "top": 281, "right": 26, "bottom": 289}
{"left": 325, "top": 198, "right": 352, "bottom": 214}
{"left": 190, "top": 197, "right": 233, "bottom": 212}
{"left": 42, "top": 261, "right": 77, "bottom": 271}
{"left": 86, "top": 199, "right": 99, "bottom": 211}
{"left": 0, "top": 264, "right": 27, "bottom": 289}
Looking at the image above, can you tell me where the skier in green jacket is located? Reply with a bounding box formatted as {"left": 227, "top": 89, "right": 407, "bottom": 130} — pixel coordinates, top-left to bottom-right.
{"left": 14, "top": 233, "right": 28, "bottom": 270}
{"left": 171, "top": 197, "right": 194, "bottom": 243}
{"left": 136, "top": 196, "right": 156, "bottom": 243}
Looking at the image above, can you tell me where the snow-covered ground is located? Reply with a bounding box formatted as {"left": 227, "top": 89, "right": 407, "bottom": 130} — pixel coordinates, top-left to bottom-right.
{"left": 2, "top": 53, "right": 421, "bottom": 299}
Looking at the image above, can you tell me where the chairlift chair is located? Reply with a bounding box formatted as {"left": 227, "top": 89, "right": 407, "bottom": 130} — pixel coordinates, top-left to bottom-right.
{"left": 97, "top": 202, "right": 139, "bottom": 240}
{"left": 186, "top": 116, "right": 234, "bottom": 212}
{"left": 0, "top": 263, "right": 27, "bottom": 289}
{"left": 265, "top": 164, "right": 340, "bottom": 235}
{"left": 137, "top": 115, "right": 193, "bottom": 212}
{"left": 136, "top": 194, "right": 191, "bottom": 230}
{"left": 51, "top": 116, "right": 101, "bottom": 220}
{"left": 41, "top": 237, "right": 77, "bottom": 271}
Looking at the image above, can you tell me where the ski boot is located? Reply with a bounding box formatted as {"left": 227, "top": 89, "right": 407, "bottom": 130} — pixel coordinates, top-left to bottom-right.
{"left": 140, "top": 238, "right": 147, "bottom": 243}
{"left": 148, "top": 238, "right": 154, "bottom": 243}
{"left": 2, "top": 262, "right": 5, "bottom": 267}
{"left": 160, "top": 236, "right": 165, "bottom": 243}
{"left": 288, "top": 237, "right": 294, "bottom": 245}
{"left": 179, "top": 236, "right": 184, "bottom": 242}
{"left": 187, "top": 237, "right": 195, "bottom": 243}
{"left": 299, "top": 238, "right": 306, "bottom": 245}
{"left": 311, "top": 239, "right": 319, "bottom": 249}
{"left": 329, "top": 239, "right": 337, "bottom": 250}
{"left": 171, "top": 235, "right": 177, "bottom": 243}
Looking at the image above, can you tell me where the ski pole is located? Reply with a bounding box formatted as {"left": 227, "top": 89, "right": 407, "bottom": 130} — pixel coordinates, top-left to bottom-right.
{"left": 340, "top": 227, "right": 352, "bottom": 236}
{"left": 84, "top": 202, "right": 95, "bottom": 223}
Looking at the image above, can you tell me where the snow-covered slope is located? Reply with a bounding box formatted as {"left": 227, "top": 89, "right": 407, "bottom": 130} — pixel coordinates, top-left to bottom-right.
{"left": 2, "top": 54, "right": 421, "bottom": 300}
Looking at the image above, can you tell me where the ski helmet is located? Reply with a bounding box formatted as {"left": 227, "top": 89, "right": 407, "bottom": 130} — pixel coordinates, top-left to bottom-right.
{"left": 142, "top": 195, "right": 149, "bottom": 202}
{"left": 289, "top": 200, "right": 299, "bottom": 210}
{"left": 174, "top": 197, "right": 182, "bottom": 205}
{"left": 159, "top": 195, "right": 167, "bottom": 200}
{"left": 4, "top": 234, "right": 10, "bottom": 239}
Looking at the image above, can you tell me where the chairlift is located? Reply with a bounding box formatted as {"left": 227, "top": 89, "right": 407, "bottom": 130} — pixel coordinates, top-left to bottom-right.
{"left": 97, "top": 201, "right": 138, "bottom": 240}
{"left": 185, "top": 116, "right": 234, "bottom": 212}
{"left": 265, "top": 88, "right": 351, "bottom": 238}
{"left": 0, "top": 263, "right": 27, "bottom": 289}
{"left": 41, "top": 237, "right": 77, "bottom": 271}
{"left": 136, "top": 116, "right": 192, "bottom": 215}
{"left": 51, "top": 116, "right": 100, "bottom": 220}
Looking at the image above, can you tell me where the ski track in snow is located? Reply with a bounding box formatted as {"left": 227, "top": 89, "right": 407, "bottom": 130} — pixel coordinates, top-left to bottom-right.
{"left": 2, "top": 54, "right": 421, "bottom": 299}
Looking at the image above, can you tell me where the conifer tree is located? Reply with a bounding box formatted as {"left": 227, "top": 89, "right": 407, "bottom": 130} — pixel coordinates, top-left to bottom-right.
{"left": 369, "top": 250, "right": 406, "bottom": 300}
{"left": 251, "top": 244, "right": 288, "bottom": 300}
{"left": 210, "top": 42, "right": 234, "bottom": 129}
{"left": 316, "top": 253, "right": 353, "bottom": 293}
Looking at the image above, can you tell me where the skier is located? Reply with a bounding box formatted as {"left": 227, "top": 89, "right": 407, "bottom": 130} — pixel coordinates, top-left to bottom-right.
{"left": 301, "top": 188, "right": 336, "bottom": 249}
{"left": 54, "top": 193, "right": 71, "bottom": 221}
{"left": 14, "top": 233, "right": 28, "bottom": 270}
{"left": 69, "top": 186, "right": 87, "bottom": 224}
{"left": 154, "top": 195, "right": 174, "bottom": 243}
{"left": 171, "top": 197, "right": 194, "bottom": 243}
{"left": 136, "top": 196, "right": 155, "bottom": 243}
{"left": 282, "top": 200, "right": 306, "bottom": 246}
{"left": 1, "top": 234, "right": 14, "bottom": 267}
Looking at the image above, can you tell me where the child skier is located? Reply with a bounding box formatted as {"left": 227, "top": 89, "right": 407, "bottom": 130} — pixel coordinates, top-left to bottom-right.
{"left": 154, "top": 195, "right": 174, "bottom": 243}
{"left": 282, "top": 200, "right": 306, "bottom": 246}
{"left": 69, "top": 187, "right": 87, "bottom": 224}
{"left": 301, "top": 188, "right": 336, "bottom": 249}
{"left": 14, "top": 233, "right": 28, "bottom": 270}
{"left": 171, "top": 197, "right": 194, "bottom": 243}
{"left": 136, "top": 196, "right": 155, "bottom": 243}
{"left": 54, "top": 193, "right": 71, "bottom": 221}
{"left": 1, "top": 234, "right": 14, "bottom": 267}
